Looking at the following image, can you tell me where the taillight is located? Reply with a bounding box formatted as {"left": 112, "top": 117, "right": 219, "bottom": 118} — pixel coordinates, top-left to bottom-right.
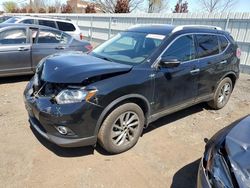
{"left": 80, "top": 33, "right": 84, "bottom": 40}
{"left": 236, "top": 47, "right": 241, "bottom": 59}
{"left": 85, "top": 44, "right": 93, "bottom": 52}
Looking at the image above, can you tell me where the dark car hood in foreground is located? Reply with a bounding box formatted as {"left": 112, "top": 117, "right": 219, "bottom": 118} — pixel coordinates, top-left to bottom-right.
{"left": 41, "top": 53, "right": 132, "bottom": 83}
{"left": 225, "top": 116, "right": 250, "bottom": 188}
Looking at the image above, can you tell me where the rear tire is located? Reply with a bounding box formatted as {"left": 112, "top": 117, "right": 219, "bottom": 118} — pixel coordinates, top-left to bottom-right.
{"left": 98, "top": 103, "right": 145, "bottom": 154}
{"left": 208, "top": 77, "right": 233, "bottom": 110}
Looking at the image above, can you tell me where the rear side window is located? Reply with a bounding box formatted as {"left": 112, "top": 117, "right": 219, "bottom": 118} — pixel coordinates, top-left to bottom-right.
{"left": 163, "top": 35, "right": 195, "bottom": 62}
{"left": 20, "top": 19, "right": 35, "bottom": 24}
{"left": 57, "top": 21, "right": 76, "bottom": 32}
{"left": 0, "top": 28, "right": 26, "bottom": 44}
{"left": 37, "top": 29, "right": 69, "bottom": 44}
{"left": 196, "top": 34, "right": 219, "bottom": 58}
{"left": 38, "top": 20, "right": 57, "bottom": 28}
{"left": 219, "top": 35, "right": 229, "bottom": 52}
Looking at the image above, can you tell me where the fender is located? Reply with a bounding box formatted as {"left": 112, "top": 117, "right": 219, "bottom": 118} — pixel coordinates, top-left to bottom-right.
{"left": 94, "top": 94, "right": 151, "bottom": 135}
{"left": 217, "top": 71, "right": 238, "bottom": 88}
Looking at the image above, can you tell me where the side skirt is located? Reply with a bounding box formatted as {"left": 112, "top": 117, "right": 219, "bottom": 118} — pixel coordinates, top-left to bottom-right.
{"left": 147, "top": 94, "right": 213, "bottom": 126}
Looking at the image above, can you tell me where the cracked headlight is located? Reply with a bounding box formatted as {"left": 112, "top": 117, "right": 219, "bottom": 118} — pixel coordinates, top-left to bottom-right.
{"left": 55, "top": 89, "right": 97, "bottom": 104}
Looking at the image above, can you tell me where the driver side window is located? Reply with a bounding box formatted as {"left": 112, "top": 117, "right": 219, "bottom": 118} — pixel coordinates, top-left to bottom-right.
{"left": 0, "top": 28, "right": 27, "bottom": 45}
{"left": 163, "top": 35, "right": 195, "bottom": 62}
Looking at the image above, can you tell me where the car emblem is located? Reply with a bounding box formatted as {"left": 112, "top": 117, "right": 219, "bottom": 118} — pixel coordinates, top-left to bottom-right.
{"left": 54, "top": 67, "right": 58, "bottom": 71}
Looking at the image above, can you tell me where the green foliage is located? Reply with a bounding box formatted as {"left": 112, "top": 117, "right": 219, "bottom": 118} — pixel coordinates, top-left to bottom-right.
{"left": 2, "top": 1, "right": 17, "bottom": 13}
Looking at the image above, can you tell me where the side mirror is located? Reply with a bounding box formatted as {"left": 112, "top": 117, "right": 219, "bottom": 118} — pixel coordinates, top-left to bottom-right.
{"left": 159, "top": 57, "right": 181, "bottom": 68}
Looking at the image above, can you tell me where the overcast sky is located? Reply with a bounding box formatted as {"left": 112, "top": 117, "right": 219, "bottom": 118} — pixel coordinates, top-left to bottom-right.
{"left": 0, "top": 0, "right": 249, "bottom": 12}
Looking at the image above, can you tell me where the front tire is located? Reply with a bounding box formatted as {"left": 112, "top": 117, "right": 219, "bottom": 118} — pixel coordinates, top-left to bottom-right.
{"left": 208, "top": 77, "right": 233, "bottom": 110}
{"left": 98, "top": 103, "right": 145, "bottom": 154}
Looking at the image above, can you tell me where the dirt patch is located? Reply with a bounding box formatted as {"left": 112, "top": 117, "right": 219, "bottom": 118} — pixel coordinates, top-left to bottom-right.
{"left": 0, "top": 74, "right": 249, "bottom": 188}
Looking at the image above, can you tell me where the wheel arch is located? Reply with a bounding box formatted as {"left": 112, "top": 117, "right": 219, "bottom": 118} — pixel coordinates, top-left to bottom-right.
{"left": 221, "top": 72, "right": 238, "bottom": 89}
{"left": 94, "top": 94, "right": 151, "bottom": 135}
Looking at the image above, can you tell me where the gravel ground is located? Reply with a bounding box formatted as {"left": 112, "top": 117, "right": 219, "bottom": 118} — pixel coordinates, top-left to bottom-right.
{"left": 0, "top": 74, "right": 249, "bottom": 188}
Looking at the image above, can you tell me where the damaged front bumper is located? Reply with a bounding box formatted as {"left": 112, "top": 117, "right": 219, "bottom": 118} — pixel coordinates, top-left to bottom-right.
{"left": 197, "top": 158, "right": 212, "bottom": 188}
{"left": 23, "top": 79, "right": 103, "bottom": 147}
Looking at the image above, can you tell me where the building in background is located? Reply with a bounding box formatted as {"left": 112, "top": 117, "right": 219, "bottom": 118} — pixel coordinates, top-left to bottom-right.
{"left": 67, "top": 0, "right": 103, "bottom": 13}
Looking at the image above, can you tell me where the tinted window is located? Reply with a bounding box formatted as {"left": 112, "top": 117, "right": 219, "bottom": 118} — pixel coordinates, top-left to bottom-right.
{"left": 196, "top": 34, "right": 219, "bottom": 58}
{"left": 219, "top": 35, "right": 229, "bottom": 52}
{"left": 57, "top": 21, "right": 75, "bottom": 31}
{"left": 20, "top": 19, "right": 34, "bottom": 24}
{"left": 37, "top": 29, "right": 69, "bottom": 44}
{"left": 0, "top": 29, "right": 26, "bottom": 44}
{"left": 38, "top": 20, "right": 56, "bottom": 28}
{"left": 163, "top": 35, "right": 195, "bottom": 62}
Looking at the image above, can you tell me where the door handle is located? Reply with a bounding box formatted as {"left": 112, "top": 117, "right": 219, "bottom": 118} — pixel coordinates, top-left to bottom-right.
{"left": 190, "top": 68, "right": 200, "bottom": 74}
{"left": 220, "top": 60, "right": 227, "bottom": 64}
{"left": 18, "top": 47, "right": 29, "bottom": 51}
{"left": 55, "top": 46, "right": 65, "bottom": 50}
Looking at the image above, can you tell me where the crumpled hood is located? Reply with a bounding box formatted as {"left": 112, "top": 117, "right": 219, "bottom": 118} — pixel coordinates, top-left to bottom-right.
{"left": 225, "top": 116, "right": 250, "bottom": 188}
{"left": 40, "top": 53, "right": 132, "bottom": 83}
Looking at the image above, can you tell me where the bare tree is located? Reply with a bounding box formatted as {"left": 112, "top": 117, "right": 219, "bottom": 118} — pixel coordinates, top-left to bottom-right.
{"left": 173, "top": 0, "right": 188, "bottom": 13}
{"left": 115, "top": 0, "right": 130, "bottom": 13}
{"left": 85, "top": 3, "right": 97, "bottom": 13}
{"left": 199, "top": 0, "right": 237, "bottom": 13}
{"left": 31, "top": 0, "right": 49, "bottom": 13}
{"left": 148, "top": 0, "right": 168, "bottom": 13}
{"left": 54, "top": 0, "right": 62, "bottom": 13}
{"left": 95, "top": 0, "right": 143, "bottom": 13}
{"left": 61, "top": 4, "right": 73, "bottom": 13}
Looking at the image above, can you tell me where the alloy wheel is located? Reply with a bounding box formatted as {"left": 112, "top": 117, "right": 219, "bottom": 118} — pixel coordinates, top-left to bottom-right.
{"left": 111, "top": 111, "right": 140, "bottom": 146}
{"left": 217, "top": 82, "right": 231, "bottom": 105}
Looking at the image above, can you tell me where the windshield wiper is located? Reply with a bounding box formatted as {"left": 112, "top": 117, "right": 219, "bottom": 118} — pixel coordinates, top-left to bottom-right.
{"left": 99, "top": 56, "right": 113, "bottom": 62}
{"left": 92, "top": 52, "right": 113, "bottom": 62}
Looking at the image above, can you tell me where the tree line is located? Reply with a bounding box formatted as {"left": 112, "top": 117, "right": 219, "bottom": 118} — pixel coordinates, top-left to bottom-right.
{"left": 2, "top": 0, "right": 238, "bottom": 14}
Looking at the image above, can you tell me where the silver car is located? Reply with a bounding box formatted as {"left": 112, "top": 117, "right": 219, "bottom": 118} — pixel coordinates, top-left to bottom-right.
{"left": 0, "top": 24, "right": 92, "bottom": 77}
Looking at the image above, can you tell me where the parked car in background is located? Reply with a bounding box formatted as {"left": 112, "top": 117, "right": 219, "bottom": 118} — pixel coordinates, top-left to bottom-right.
{"left": 197, "top": 115, "right": 250, "bottom": 188}
{"left": 3, "top": 16, "right": 84, "bottom": 41}
{"left": 0, "top": 15, "right": 12, "bottom": 23}
{"left": 24, "top": 24, "right": 240, "bottom": 154}
{"left": 0, "top": 24, "right": 92, "bottom": 77}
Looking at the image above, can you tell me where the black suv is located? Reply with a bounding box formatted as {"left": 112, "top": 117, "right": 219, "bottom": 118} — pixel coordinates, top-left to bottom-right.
{"left": 24, "top": 24, "right": 240, "bottom": 154}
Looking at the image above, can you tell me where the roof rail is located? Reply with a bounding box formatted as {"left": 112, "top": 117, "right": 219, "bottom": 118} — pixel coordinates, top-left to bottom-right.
{"left": 20, "top": 15, "right": 71, "bottom": 21}
{"left": 172, "top": 25, "right": 222, "bottom": 33}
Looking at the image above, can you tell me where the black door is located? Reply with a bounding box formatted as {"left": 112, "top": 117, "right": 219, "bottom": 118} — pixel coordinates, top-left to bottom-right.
{"left": 153, "top": 34, "right": 200, "bottom": 115}
{"left": 195, "top": 34, "right": 228, "bottom": 99}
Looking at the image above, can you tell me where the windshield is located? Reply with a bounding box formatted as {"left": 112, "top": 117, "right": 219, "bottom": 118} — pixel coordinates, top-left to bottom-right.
{"left": 3, "top": 17, "right": 20, "bottom": 24}
{"left": 91, "top": 31, "right": 166, "bottom": 65}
